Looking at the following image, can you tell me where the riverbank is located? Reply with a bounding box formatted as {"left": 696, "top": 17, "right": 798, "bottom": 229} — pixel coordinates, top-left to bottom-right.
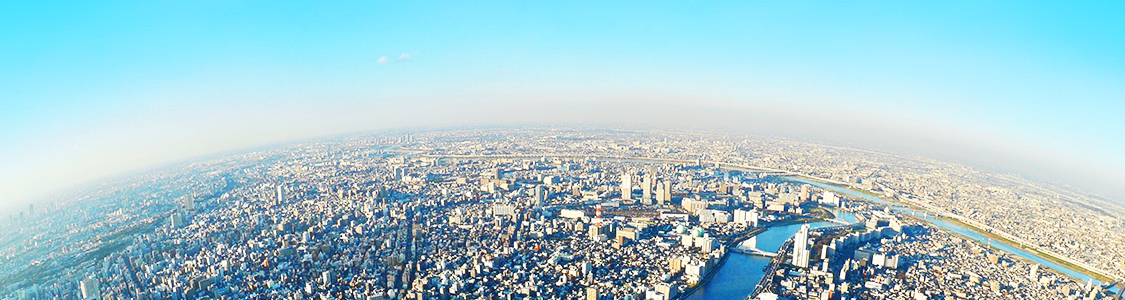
{"left": 932, "top": 215, "right": 1114, "bottom": 283}
{"left": 787, "top": 175, "right": 1120, "bottom": 284}
{"left": 782, "top": 176, "right": 922, "bottom": 210}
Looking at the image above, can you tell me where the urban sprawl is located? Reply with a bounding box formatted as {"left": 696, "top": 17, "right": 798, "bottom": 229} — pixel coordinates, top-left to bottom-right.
{"left": 2, "top": 127, "right": 1123, "bottom": 300}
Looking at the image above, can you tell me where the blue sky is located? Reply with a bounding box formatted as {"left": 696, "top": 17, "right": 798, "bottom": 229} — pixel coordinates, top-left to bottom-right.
{"left": 1, "top": 1, "right": 1123, "bottom": 209}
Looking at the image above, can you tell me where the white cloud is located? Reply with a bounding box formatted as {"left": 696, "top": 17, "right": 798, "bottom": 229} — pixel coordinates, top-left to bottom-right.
{"left": 377, "top": 56, "right": 389, "bottom": 64}
{"left": 399, "top": 53, "right": 410, "bottom": 60}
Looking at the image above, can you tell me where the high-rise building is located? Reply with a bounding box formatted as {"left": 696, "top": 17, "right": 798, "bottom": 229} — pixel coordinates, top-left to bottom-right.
{"left": 793, "top": 224, "right": 811, "bottom": 268}
{"left": 733, "top": 209, "right": 759, "bottom": 227}
{"left": 620, "top": 172, "right": 632, "bottom": 200}
{"left": 669, "top": 257, "right": 683, "bottom": 273}
{"left": 655, "top": 283, "right": 679, "bottom": 299}
{"left": 395, "top": 167, "right": 406, "bottom": 181}
{"left": 80, "top": 277, "right": 100, "bottom": 300}
{"left": 533, "top": 185, "right": 546, "bottom": 210}
{"left": 820, "top": 191, "right": 839, "bottom": 206}
{"left": 589, "top": 223, "right": 611, "bottom": 241}
{"left": 642, "top": 166, "right": 656, "bottom": 202}
{"left": 641, "top": 174, "right": 653, "bottom": 203}
{"left": 276, "top": 185, "right": 285, "bottom": 204}
{"left": 656, "top": 181, "right": 672, "bottom": 205}
{"left": 170, "top": 213, "right": 185, "bottom": 228}
{"left": 698, "top": 237, "right": 716, "bottom": 253}
{"left": 182, "top": 197, "right": 195, "bottom": 211}
{"left": 681, "top": 197, "right": 708, "bottom": 214}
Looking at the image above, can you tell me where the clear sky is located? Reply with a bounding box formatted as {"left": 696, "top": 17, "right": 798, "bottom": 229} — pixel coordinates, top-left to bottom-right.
{"left": 1, "top": 1, "right": 1123, "bottom": 211}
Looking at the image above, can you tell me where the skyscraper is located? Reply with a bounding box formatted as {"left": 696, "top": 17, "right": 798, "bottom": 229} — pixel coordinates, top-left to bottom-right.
{"left": 642, "top": 166, "right": 656, "bottom": 203}
{"left": 655, "top": 181, "right": 671, "bottom": 206}
{"left": 641, "top": 173, "right": 653, "bottom": 204}
{"left": 620, "top": 172, "right": 632, "bottom": 200}
{"left": 394, "top": 167, "right": 406, "bottom": 181}
{"left": 277, "top": 185, "right": 285, "bottom": 204}
{"left": 533, "top": 185, "right": 546, "bottom": 210}
{"left": 793, "top": 224, "right": 811, "bottom": 268}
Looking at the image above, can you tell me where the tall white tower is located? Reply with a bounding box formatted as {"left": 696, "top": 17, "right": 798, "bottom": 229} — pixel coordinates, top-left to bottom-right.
{"left": 277, "top": 185, "right": 285, "bottom": 204}
{"left": 621, "top": 172, "right": 632, "bottom": 200}
{"left": 641, "top": 175, "right": 653, "bottom": 203}
{"left": 793, "top": 224, "right": 811, "bottom": 268}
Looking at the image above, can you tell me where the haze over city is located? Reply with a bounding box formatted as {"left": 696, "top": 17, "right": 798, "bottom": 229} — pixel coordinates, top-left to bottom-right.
{"left": 2, "top": 3, "right": 1125, "bottom": 299}
{"left": 2, "top": 1, "right": 1123, "bottom": 213}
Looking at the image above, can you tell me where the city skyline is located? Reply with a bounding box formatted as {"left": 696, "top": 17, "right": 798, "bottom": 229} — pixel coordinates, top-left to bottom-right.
{"left": 3, "top": 127, "right": 1120, "bottom": 299}
{"left": 1, "top": 1, "right": 1124, "bottom": 210}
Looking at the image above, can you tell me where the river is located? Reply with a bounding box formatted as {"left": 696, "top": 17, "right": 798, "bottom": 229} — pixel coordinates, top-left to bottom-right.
{"left": 685, "top": 209, "right": 856, "bottom": 300}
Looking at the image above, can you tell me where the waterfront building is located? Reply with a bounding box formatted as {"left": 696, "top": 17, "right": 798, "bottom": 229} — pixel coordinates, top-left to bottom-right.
{"left": 734, "top": 209, "right": 759, "bottom": 227}
{"left": 820, "top": 191, "right": 839, "bottom": 206}
{"left": 793, "top": 224, "right": 811, "bottom": 268}
{"left": 655, "top": 283, "right": 679, "bottom": 299}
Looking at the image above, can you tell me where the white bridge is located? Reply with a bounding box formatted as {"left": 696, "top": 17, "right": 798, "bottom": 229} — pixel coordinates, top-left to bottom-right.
{"left": 732, "top": 236, "right": 777, "bottom": 257}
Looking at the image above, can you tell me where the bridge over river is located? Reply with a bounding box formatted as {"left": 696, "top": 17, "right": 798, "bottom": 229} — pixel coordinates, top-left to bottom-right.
{"left": 731, "top": 236, "right": 778, "bottom": 257}
{"left": 749, "top": 225, "right": 854, "bottom": 299}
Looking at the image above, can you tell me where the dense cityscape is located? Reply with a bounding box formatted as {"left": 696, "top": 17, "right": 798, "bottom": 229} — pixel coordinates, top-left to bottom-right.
{"left": 1, "top": 127, "right": 1123, "bottom": 300}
